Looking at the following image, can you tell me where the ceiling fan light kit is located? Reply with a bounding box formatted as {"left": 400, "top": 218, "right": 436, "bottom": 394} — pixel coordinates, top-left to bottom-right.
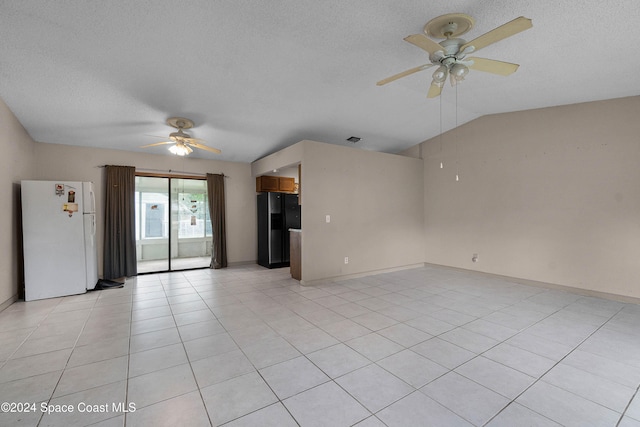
{"left": 377, "top": 13, "right": 532, "bottom": 98}
{"left": 140, "top": 117, "right": 222, "bottom": 156}
{"left": 168, "top": 142, "right": 192, "bottom": 156}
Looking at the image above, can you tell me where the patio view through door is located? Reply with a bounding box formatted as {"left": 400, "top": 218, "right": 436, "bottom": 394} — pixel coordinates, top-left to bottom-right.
{"left": 135, "top": 175, "right": 212, "bottom": 273}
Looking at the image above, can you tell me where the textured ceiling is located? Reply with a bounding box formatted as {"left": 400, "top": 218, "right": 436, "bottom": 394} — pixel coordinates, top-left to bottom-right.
{"left": 1, "top": 1, "right": 639, "bottom": 163}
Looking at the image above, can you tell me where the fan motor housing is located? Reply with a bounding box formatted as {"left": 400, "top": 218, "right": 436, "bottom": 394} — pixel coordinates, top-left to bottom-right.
{"left": 170, "top": 130, "right": 190, "bottom": 140}
{"left": 440, "top": 38, "right": 465, "bottom": 55}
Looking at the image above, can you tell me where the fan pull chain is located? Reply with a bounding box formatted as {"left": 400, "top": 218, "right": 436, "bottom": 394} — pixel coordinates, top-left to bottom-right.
{"left": 439, "top": 94, "right": 444, "bottom": 169}
{"left": 455, "top": 83, "right": 460, "bottom": 182}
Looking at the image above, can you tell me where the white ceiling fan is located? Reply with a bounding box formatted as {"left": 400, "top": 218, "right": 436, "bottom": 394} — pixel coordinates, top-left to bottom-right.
{"left": 377, "top": 13, "right": 532, "bottom": 98}
{"left": 141, "top": 117, "right": 221, "bottom": 156}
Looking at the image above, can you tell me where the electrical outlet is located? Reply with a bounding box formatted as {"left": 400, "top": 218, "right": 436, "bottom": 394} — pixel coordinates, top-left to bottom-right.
{"left": 326, "top": 215, "right": 331, "bottom": 223}
{"left": 472, "top": 253, "right": 479, "bottom": 263}
{"left": 344, "top": 257, "right": 349, "bottom": 264}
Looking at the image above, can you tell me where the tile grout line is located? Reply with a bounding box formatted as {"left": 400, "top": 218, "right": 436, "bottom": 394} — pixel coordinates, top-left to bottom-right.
{"left": 325, "top": 281, "right": 619, "bottom": 426}
{"left": 248, "top": 277, "right": 560, "bottom": 426}
{"left": 339, "top": 273, "right": 637, "bottom": 424}
{"left": 165, "top": 273, "right": 216, "bottom": 427}
{"left": 273, "top": 280, "right": 478, "bottom": 424}
{"left": 35, "top": 293, "right": 101, "bottom": 427}
{"left": 122, "top": 279, "right": 136, "bottom": 427}
{"left": 616, "top": 379, "right": 640, "bottom": 426}
{"left": 195, "top": 274, "right": 389, "bottom": 425}
{"left": 0, "top": 297, "right": 67, "bottom": 371}
{"left": 317, "top": 277, "right": 508, "bottom": 424}
{"left": 209, "top": 277, "right": 316, "bottom": 426}
{"left": 481, "top": 302, "right": 629, "bottom": 426}
{"left": 60, "top": 288, "right": 132, "bottom": 424}
{"left": 185, "top": 271, "right": 240, "bottom": 427}
{"left": 245, "top": 275, "right": 321, "bottom": 422}
{"left": 123, "top": 275, "right": 210, "bottom": 423}
{"left": 355, "top": 289, "right": 540, "bottom": 426}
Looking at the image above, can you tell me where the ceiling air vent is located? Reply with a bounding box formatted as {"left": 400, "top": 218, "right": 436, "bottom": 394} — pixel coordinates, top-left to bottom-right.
{"left": 346, "top": 136, "right": 361, "bottom": 143}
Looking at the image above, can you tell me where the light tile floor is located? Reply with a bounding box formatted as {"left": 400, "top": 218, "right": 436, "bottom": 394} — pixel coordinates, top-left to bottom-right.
{"left": 1, "top": 264, "right": 639, "bottom": 426}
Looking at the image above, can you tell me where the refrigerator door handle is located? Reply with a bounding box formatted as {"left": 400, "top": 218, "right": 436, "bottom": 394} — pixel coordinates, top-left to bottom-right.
{"left": 90, "top": 189, "right": 96, "bottom": 213}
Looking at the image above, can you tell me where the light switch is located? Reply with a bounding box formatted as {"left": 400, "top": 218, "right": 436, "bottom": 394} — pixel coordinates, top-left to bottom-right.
{"left": 325, "top": 215, "right": 331, "bottom": 223}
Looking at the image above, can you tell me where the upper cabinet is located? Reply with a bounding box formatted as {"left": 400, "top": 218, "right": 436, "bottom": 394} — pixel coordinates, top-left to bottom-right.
{"left": 256, "top": 175, "right": 296, "bottom": 193}
{"left": 278, "top": 177, "right": 296, "bottom": 193}
{"left": 256, "top": 175, "right": 279, "bottom": 192}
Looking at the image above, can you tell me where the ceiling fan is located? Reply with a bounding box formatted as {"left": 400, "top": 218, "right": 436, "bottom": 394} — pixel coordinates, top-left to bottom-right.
{"left": 141, "top": 117, "right": 221, "bottom": 156}
{"left": 377, "top": 13, "right": 532, "bottom": 98}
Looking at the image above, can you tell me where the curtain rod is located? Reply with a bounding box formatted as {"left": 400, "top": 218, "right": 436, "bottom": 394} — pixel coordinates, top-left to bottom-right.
{"left": 98, "top": 166, "right": 228, "bottom": 178}
{"left": 137, "top": 168, "right": 207, "bottom": 177}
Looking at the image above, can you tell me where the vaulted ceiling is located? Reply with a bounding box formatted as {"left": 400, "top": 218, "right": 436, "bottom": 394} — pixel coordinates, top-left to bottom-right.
{"left": 1, "top": 1, "right": 639, "bottom": 162}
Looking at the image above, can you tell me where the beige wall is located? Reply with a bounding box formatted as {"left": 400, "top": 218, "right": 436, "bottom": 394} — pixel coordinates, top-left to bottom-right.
{"left": 252, "top": 142, "right": 304, "bottom": 177}
{"left": 417, "top": 96, "right": 640, "bottom": 298}
{"left": 301, "top": 141, "right": 424, "bottom": 282}
{"left": 32, "top": 143, "right": 257, "bottom": 275}
{"left": 0, "top": 98, "right": 36, "bottom": 308}
{"left": 253, "top": 140, "right": 425, "bottom": 283}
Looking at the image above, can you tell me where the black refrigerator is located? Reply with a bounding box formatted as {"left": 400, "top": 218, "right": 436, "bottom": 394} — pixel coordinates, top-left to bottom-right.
{"left": 257, "top": 192, "right": 301, "bottom": 268}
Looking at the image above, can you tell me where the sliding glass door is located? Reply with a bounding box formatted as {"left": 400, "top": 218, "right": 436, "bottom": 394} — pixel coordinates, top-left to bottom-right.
{"left": 135, "top": 175, "right": 211, "bottom": 273}
{"left": 135, "top": 176, "right": 169, "bottom": 273}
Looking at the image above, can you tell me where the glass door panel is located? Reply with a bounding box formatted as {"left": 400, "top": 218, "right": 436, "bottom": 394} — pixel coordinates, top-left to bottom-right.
{"left": 135, "top": 176, "right": 170, "bottom": 273}
{"left": 170, "top": 178, "right": 211, "bottom": 270}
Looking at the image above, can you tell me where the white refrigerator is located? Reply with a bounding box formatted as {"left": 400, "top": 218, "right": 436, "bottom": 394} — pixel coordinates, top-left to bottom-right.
{"left": 21, "top": 180, "right": 99, "bottom": 301}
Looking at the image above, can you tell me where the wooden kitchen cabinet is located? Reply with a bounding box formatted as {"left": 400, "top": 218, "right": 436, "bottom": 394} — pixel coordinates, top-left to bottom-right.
{"left": 255, "top": 175, "right": 279, "bottom": 192}
{"left": 278, "top": 177, "right": 295, "bottom": 192}
{"left": 256, "top": 176, "right": 296, "bottom": 193}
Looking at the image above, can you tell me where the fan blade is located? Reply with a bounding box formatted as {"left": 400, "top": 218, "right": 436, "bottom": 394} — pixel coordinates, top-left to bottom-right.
{"left": 404, "top": 34, "right": 444, "bottom": 55}
{"left": 427, "top": 82, "right": 443, "bottom": 98}
{"left": 141, "top": 141, "right": 174, "bottom": 148}
{"left": 145, "top": 134, "right": 178, "bottom": 142}
{"left": 459, "top": 16, "right": 532, "bottom": 53}
{"left": 467, "top": 57, "right": 520, "bottom": 76}
{"left": 187, "top": 141, "right": 222, "bottom": 154}
{"left": 184, "top": 137, "right": 207, "bottom": 144}
{"left": 377, "top": 64, "right": 433, "bottom": 86}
